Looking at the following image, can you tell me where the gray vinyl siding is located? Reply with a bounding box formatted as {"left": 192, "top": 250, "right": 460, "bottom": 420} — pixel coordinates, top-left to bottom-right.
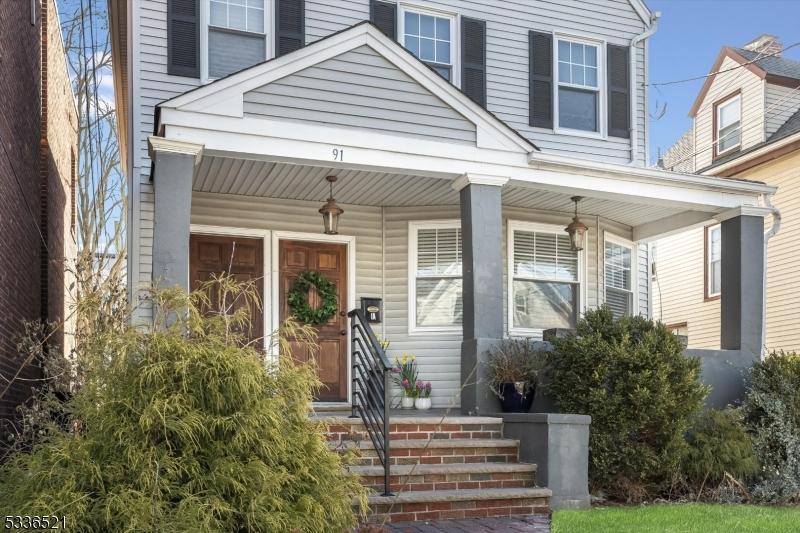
{"left": 188, "top": 194, "right": 632, "bottom": 406}
{"left": 304, "top": 0, "right": 648, "bottom": 165}
{"left": 131, "top": 0, "right": 650, "bottom": 320}
{"left": 243, "top": 46, "right": 476, "bottom": 144}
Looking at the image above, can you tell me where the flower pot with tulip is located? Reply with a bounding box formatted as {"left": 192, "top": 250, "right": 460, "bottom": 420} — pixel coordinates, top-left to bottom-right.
{"left": 392, "top": 354, "right": 419, "bottom": 408}
{"left": 414, "top": 381, "right": 432, "bottom": 410}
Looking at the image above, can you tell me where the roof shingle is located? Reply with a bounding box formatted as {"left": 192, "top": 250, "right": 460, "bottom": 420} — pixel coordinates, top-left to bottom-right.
{"left": 735, "top": 47, "right": 800, "bottom": 80}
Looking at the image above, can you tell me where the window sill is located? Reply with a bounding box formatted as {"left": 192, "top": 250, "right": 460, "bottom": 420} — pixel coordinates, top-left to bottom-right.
{"left": 713, "top": 145, "right": 741, "bottom": 160}
{"left": 554, "top": 126, "right": 605, "bottom": 140}
{"left": 704, "top": 293, "right": 721, "bottom": 303}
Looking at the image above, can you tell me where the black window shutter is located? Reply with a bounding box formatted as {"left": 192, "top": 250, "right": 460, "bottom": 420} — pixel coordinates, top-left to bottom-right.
{"left": 167, "top": 0, "right": 199, "bottom": 78}
{"left": 607, "top": 44, "right": 631, "bottom": 139}
{"left": 370, "top": 0, "right": 397, "bottom": 39}
{"left": 461, "top": 17, "right": 487, "bottom": 107}
{"left": 529, "top": 31, "right": 553, "bottom": 128}
{"left": 276, "top": 0, "right": 305, "bottom": 57}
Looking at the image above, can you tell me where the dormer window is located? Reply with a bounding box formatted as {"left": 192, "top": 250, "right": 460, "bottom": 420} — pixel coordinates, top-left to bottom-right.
{"left": 715, "top": 93, "right": 741, "bottom": 156}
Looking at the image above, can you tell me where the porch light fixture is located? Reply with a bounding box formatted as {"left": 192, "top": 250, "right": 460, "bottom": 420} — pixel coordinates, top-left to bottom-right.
{"left": 319, "top": 175, "right": 344, "bottom": 235}
{"left": 565, "top": 196, "right": 588, "bottom": 252}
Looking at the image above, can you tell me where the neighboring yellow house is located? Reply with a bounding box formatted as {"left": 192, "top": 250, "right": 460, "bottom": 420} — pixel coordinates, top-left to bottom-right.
{"left": 656, "top": 35, "right": 800, "bottom": 351}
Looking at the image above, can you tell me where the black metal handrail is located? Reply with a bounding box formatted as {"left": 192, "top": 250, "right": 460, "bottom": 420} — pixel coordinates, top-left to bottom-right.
{"left": 347, "top": 309, "right": 393, "bottom": 496}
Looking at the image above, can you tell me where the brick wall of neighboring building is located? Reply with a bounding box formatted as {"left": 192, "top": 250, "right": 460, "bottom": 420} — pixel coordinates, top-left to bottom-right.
{"left": 0, "top": 0, "right": 44, "bottom": 421}
{"left": 659, "top": 128, "right": 695, "bottom": 173}
{"left": 44, "top": 0, "right": 79, "bottom": 356}
{"left": 0, "top": 1, "right": 77, "bottom": 423}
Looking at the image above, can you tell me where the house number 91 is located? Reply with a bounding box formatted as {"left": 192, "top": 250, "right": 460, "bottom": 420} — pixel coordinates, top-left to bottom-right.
{"left": 332, "top": 148, "right": 344, "bottom": 161}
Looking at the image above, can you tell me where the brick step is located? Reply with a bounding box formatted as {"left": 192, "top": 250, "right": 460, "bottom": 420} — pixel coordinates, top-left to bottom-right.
{"left": 319, "top": 416, "right": 503, "bottom": 443}
{"left": 331, "top": 438, "right": 520, "bottom": 466}
{"left": 363, "top": 487, "right": 551, "bottom": 523}
{"left": 348, "top": 462, "right": 537, "bottom": 492}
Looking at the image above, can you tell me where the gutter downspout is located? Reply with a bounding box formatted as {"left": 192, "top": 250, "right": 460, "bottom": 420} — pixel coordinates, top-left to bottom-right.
{"left": 761, "top": 194, "right": 781, "bottom": 358}
{"left": 629, "top": 11, "right": 661, "bottom": 164}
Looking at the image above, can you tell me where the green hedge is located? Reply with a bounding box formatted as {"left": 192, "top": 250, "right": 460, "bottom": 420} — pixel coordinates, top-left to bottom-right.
{"left": 743, "top": 351, "right": 800, "bottom": 503}
{"left": 549, "top": 306, "right": 708, "bottom": 501}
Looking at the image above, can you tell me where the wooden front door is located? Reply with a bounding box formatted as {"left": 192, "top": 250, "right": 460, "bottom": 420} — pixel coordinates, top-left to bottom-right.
{"left": 189, "top": 234, "right": 264, "bottom": 348}
{"left": 279, "top": 239, "right": 348, "bottom": 402}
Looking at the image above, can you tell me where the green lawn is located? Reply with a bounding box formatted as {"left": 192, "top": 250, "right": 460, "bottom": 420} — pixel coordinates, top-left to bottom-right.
{"left": 552, "top": 503, "right": 800, "bottom": 533}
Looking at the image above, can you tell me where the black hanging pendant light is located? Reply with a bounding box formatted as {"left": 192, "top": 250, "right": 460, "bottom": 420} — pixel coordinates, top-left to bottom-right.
{"left": 565, "top": 196, "right": 588, "bottom": 251}
{"left": 319, "top": 175, "right": 344, "bottom": 235}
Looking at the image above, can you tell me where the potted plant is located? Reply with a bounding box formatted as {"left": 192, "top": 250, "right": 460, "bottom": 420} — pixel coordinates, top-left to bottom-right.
{"left": 487, "top": 338, "right": 547, "bottom": 413}
{"left": 391, "top": 354, "right": 418, "bottom": 408}
{"left": 414, "top": 381, "right": 432, "bottom": 410}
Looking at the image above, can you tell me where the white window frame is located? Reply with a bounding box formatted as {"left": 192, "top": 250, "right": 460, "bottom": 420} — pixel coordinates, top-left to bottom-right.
{"left": 603, "top": 232, "right": 638, "bottom": 317}
{"left": 715, "top": 94, "right": 742, "bottom": 156}
{"left": 507, "top": 220, "right": 587, "bottom": 338}
{"left": 398, "top": 2, "right": 460, "bottom": 88}
{"left": 706, "top": 223, "right": 722, "bottom": 298}
{"left": 200, "top": 0, "right": 274, "bottom": 83}
{"left": 408, "top": 219, "right": 463, "bottom": 335}
{"left": 553, "top": 33, "right": 606, "bottom": 139}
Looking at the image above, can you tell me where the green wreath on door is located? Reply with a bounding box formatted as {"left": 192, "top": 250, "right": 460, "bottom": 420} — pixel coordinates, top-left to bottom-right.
{"left": 287, "top": 270, "right": 339, "bottom": 325}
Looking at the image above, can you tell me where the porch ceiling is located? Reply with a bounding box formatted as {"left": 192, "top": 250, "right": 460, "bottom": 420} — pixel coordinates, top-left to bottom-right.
{"left": 193, "top": 156, "right": 686, "bottom": 228}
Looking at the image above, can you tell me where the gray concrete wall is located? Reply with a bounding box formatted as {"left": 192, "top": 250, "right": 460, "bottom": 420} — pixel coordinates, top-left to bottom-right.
{"left": 492, "top": 412, "right": 591, "bottom": 510}
{"left": 686, "top": 348, "right": 755, "bottom": 408}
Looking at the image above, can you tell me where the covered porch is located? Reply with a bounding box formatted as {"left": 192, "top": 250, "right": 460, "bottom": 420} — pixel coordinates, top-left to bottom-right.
{"left": 143, "top": 22, "right": 775, "bottom": 412}
{"left": 146, "top": 140, "right": 773, "bottom": 412}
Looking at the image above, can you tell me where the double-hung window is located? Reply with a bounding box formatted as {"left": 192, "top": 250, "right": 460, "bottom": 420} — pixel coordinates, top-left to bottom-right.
{"left": 715, "top": 94, "right": 742, "bottom": 155}
{"left": 409, "top": 221, "right": 462, "bottom": 332}
{"left": 508, "top": 222, "right": 582, "bottom": 334}
{"left": 207, "top": 0, "right": 268, "bottom": 79}
{"left": 604, "top": 235, "right": 635, "bottom": 318}
{"left": 556, "top": 37, "right": 601, "bottom": 133}
{"left": 706, "top": 224, "right": 722, "bottom": 298}
{"left": 400, "top": 6, "right": 455, "bottom": 82}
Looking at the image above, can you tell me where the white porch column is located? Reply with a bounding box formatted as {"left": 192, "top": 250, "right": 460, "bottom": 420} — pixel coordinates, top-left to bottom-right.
{"left": 148, "top": 137, "right": 203, "bottom": 292}
{"left": 454, "top": 173, "right": 509, "bottom": 415}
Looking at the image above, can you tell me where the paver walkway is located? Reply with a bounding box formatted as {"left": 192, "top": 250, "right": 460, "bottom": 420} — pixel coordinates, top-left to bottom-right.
{"left": 377, "top": 513, "right": 551, "bottom": 532}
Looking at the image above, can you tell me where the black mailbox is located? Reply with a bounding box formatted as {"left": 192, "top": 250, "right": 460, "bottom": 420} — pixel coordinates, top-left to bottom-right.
{"left": 361, "top": 297, "right": 382, "bottom": 323}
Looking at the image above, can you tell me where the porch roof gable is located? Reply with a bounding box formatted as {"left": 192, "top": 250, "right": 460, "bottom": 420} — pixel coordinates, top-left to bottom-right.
{"left": 156, "top": 22, "right": 536, "bottom": 155}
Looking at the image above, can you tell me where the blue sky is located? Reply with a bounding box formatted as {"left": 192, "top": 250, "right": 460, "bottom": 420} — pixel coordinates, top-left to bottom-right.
{"left": 647, "top": 0, "right": 800, "bottom": 163}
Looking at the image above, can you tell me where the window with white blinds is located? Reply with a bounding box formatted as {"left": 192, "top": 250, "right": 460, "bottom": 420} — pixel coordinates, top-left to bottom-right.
{"left": 509, "top": 222, "right": 581, "bottom": 333}
{"left": 409, "top": 221, "right": 463, "bottom": 331}
{"left": 604, "top": 235, "right": 634, "bottom": 318}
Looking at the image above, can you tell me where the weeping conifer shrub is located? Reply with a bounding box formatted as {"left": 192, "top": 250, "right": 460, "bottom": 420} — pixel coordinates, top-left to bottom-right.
{"left": 0, "top": 276, "right": 367, "bottom": 532}
{"left": 548, "top": 306, "right": 708, "bottom": 502}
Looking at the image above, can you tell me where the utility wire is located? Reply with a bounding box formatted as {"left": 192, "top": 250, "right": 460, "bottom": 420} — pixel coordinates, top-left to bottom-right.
{"left": 665, "top": 81, "right": 800, "bottom": 170}
{"left": 647, "top": 42, "right": 800, "bottom": 87}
